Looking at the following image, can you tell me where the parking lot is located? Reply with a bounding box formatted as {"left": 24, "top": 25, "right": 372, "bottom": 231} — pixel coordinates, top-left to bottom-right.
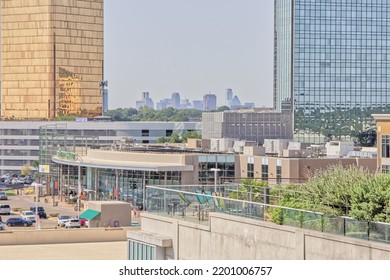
{"left": 0, "top": 193, "right": 82, "bottom": 230}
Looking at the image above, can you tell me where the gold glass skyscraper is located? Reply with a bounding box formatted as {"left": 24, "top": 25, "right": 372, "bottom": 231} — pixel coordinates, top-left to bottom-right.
{"left": 0, "top": 0, "right": 104, "bottom": 120}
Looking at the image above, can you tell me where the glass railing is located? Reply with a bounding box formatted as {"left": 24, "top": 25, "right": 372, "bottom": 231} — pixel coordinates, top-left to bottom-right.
{"left": 146, "top": 185, "right": 390, "bottom": 244}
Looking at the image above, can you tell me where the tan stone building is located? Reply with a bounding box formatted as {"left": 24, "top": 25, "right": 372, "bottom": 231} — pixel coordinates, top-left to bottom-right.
{"left": 373, "top": 114, "right": 390, "bottom": 173}
{"left": 1, "top": 0, "right": 104, "bottom": 120}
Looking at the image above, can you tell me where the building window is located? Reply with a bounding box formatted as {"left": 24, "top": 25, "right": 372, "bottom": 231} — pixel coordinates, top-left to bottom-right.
{"left": 198, "top": 155, "right": 235, "bottom": 183}
{"left": 128, "top": 241, "right": 156, "bottom": 260}
{"left": 261, "top": 164, "right": 268, "bottom": 181}
{"left": 247, "top": 163, "right": 254, "bottom": 178}
{"left": 382, "top": 135, "right": 390, "bottom": 158}
{"left": 142, "top": 130, "right": 149, "bottom": 137}
{"left": 382, "top": 165, "right": 390, "bottom": 174}
{"left": 166, "top": 130, "right": 173, "bottom": 137}
{"left": 276, "top": 166, "right": 282, "bottom": 184}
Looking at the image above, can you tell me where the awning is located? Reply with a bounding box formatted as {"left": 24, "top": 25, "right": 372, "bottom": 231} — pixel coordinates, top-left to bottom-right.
{"left": 80, "top": 209, "right": 101, "bottom": 220}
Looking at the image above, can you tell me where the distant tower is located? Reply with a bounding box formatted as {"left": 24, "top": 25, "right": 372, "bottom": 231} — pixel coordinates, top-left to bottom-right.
{"left": 136, "top": 92, "right": 154, "bottom": 109}
{"left": 171, "top": 92, "right": 180, "bottom": 109}
{"left": 192, "top": 100, "right": 203, "bottom": 110}
{"left": 142, "top": 92, "right": 150, "bottom": 100}
{"left": 203, "top": 94, "right": 217, "bottom": 111}
{"left": 225, "top": 89, "right": 233, "bottom": 108}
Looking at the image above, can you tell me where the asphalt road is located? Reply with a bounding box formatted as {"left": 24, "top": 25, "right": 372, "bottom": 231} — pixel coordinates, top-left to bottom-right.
{"left": 0, "top": 195, "right": 82, "bottom": 230}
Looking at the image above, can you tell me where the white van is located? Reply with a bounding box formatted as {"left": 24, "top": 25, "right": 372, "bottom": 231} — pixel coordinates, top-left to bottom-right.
{"left": 0, "top": 204, "right": 11, "bottom": 215}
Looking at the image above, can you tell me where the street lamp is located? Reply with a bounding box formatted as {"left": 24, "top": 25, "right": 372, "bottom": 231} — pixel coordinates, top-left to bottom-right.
{"left": 210, "top": 168, "right": 221, "bottom": 194}
{"left": 99, "top": 80, "right": 108, "bottom": 116}
{"left": 77, "top": 160, "right": 81, "bottom": 219}
{"left": 35, "top": 183, "right": 41, "bottom": 230}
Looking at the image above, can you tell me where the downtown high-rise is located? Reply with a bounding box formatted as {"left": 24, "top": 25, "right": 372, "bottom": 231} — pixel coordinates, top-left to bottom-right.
{"left": 0, "top": 0, "right": 104, "bottom": 120}
{"left": 274, "top": 0, "right": 390, "bottom": 143}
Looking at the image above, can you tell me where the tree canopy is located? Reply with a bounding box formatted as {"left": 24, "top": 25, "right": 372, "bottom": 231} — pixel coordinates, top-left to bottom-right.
{"left": 271, "top": 164, "right": 390, "bottom": 223}
{"left": 105, "top": 107, "right": 202, "bottom": 122}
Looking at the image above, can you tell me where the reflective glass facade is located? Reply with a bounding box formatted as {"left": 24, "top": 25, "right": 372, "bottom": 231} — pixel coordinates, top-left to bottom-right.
{"left": 1, "top": 0, "right": 103, "bottom": 120}
{"left": 274, "top": 0, "right": 390, "bottom": 143}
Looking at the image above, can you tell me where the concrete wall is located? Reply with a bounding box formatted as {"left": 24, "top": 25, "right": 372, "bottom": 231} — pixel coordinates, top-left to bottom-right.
{"left": 87, "top": 149, "right": 188, "bottom": 165}
{"left": 87, "top": 201, "right": 132, "bottom": 228}
{"left": 0, "top": 227, "right": 136, "bottom": 246}
{"left": 136, "top": 212, "right": 390, "bottom": 260}
{"left": 238, "top": 156, "right": 377, "bottom": 184}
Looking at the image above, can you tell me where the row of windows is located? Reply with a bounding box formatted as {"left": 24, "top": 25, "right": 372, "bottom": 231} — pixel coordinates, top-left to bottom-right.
{"left": 382, "top": 135, "right": 390, "bottom": 158}
{"left": 295, "top": 24, "right": 390, "bottom": 33}
{"left": 0, "top": 140, "right": 40, "bottom": 146}
{"left": 294, "top": 74, "right": 390, "bottom": 82}
{"left": 245, "top": 164, "right": 279, "bottom": 183}
{"left": 129, "top": 241, "right": 155, "bottom": 260}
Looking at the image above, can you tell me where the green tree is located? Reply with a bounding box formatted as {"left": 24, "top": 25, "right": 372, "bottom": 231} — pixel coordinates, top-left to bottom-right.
{"left": 229, "top": 179, "right": 267, "bottom": 202}
{"left": 157, "top": 137, "right": 169, "bottom": 143}
{"left": 182, "top": 131, "right": 201, "bottom": 142}
{"left": 355, "top": 128, "right": 376, "bottom": 147}
{"left": 21, "top": 163, "right": 32, "bottom": 175}
{"left": 349, "top": 174, "right": 390, "bottom": 222}
{"left": 169, "top": 132, "right": 182, "bottom": 143}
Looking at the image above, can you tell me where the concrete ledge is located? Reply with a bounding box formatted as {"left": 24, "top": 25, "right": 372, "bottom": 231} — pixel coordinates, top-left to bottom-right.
{"left": 127, "top": 230, "right": 172, "bottom": 247}
{"left": 0, "top": 227, "right": 139, "bottom": 246}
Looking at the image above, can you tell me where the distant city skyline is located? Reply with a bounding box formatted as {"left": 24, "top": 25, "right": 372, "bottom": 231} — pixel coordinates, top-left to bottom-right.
{"left": 104, "top": 0, "right": 274, "bottom": 110}
{"left": 135, "top": 89, "right": 255, "bottom": 111}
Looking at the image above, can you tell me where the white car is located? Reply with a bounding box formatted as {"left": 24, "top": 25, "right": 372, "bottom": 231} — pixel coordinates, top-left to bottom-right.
{"left": 57, "top": 215, "right": 71, "bottom": 227}
{"left": 65, "top": 218, "right": 81, "bottom": 228}
{"left": 0, "top": 191, "right": 7, "bottom": 200}
{"left": 21, "top": 211, "right": 36, "bottom": 223}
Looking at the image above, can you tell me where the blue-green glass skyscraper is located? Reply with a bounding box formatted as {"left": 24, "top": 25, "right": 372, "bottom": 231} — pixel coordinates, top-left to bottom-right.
{"left": 274, "top": 0, "right": 390, "bottom": 143}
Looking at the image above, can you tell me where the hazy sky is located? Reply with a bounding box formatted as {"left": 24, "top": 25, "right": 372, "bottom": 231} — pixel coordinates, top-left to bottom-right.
{"left": 104, "top": 0, "right": 274, "bottom": 109}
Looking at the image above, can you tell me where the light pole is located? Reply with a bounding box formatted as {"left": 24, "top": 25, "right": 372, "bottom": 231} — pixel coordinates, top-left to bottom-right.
{"left": 210, "top": 168, "right": 221, "bottom": 194}
{"left": 77, "top": 160, "right": 81, "bottom": 218}
{"left": 75, "top": 153, "right": 83, "bottom": 217}
{"left": 35, "top": 183, "right": 41, "bottom": 230}
{"left": 99, "top": 80, "right": 108, "bottom": 116}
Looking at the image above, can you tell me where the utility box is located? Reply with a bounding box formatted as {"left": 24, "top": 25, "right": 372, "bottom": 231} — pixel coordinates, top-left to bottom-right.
{"left": 84, "top": 201, "right": 132, "bottom": 228}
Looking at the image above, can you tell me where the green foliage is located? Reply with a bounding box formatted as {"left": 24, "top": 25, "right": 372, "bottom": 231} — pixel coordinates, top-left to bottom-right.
{"left": 53, "top": 115, "right": 79, "bottom": 121}
{"left": 349, "top": 174, "right": 390, "bottom": 222}
{"left": 157, "top": 131, "right": 201, "bottom": 144}
{"left": 182, "top": 131, "right": 201, "bottom": 142}
{"left": 355, "top": 128, "right": 377, "bottom": 147}
{"left": 21, "top": 163, "right": 32, "bottom": 175}
{"left": 270, "top": 164, "right": 390, "bottom": 223}
{"left": 105, "top": 107, "right": 202, "bottom": 122}
{"left": 229, "top": 179, "right": 267, "bottom": 202}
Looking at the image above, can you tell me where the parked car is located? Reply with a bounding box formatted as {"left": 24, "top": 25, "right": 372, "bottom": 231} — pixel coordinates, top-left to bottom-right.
{"left": 0, "top": 221, "right": 5, "bottom": 230}
{"left": 57, "top": 215, "right": 70, "bottom": 227}
{"left": 0, "top": 204, "right": 11, "bottom": 215}
{"left": 73, "top": 215, "right": 87, "bottom": 226}
{"left": 24, "top": 177, "right": 34, "bottom": 185}
{"left": 5, "top": 217, "right": 33, "bottom": 227}
{"left": 30, "top": 206, "right": 47, "bottom": 219}
{"left": 20, "top": 211, "right": 36, "bottom": 223}
{"left": 65, "top": 218, "right": 81, "bottom": 228}
{"left": 0, "top": 191, "right": 7, "bottom": 200}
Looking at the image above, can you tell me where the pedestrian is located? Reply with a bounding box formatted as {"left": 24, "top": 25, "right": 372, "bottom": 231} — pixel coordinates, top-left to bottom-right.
{"left": 133, "top": 208, "right": 137, "bottom": 218}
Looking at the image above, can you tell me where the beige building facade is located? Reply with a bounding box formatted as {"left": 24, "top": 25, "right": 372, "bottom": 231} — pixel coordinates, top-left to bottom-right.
{"left": 1, "top": 0, "right": 103, "bottom": 120}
